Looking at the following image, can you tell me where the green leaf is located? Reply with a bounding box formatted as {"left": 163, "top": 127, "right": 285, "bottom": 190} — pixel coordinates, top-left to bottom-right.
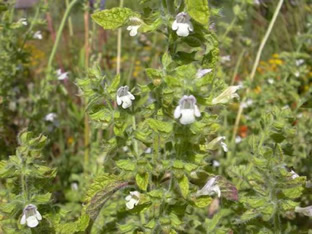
{"left": 146, "top": 118, "right": 173, "bottom": 133}
{"left": 89, "top": 108, "right": 112, "bottom": 124}
{"left": 116, "top": 159, "right": 136, "bottom": 171}
{"left": 239, "top": 209, "right": 259, "bottom": 223}
{"left": 185, "top": 0, "right": 210, "bottom": 25}
{"left": 136, "top": 172, "right": 149, "bottom": 191}
{"left": 194, "top": 196, "right": 212, "bottom": 208}
{"left": 108, "top": 74, "right": 120, "bottom": 95}
{"left": 31, "top": 165, "right": 57, "bottom": 178}
{"left": 282, "top": 186, "right": 303, "bottom": 199}
{"left": 118, "top": 222, "right": 136, "bottom": 233}
{"left": 0, "top": 160, "right": 16, "bottom": 178}
{"left": 162, "top": 52, "right": 172, "bottom": 69}
{"left": 178, "top": 175, "right": 189, "bottom": 198}
{"left": 144, "top": 219, "right": 156, "bottom": 229}
{"left": 31, "top": 193, "right": 51, "bottom": 204}
{"left": 85, "top": 174, "right": 121, "bottom": 203}
{"left": 85, "top": 174, "right": 125, "bottom": 220}
{"left": 173, "top": 160, "right": 184, "bottom": 169}
{"left": 92, "top": 8, "right": 139, "bottom": 30}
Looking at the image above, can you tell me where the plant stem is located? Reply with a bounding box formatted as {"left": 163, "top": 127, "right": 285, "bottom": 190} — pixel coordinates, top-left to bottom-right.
{"left": 84, "top": 2, "right": 91, "bottom": 170}
{"left": 232, "top": 0, "right": 284, "bottom": 141}
{"left": 65, "top": 0, "right": 74, "bottom": 37}
{"left": 116, "top": 0, "right": 124, "bottom": 75}
{"left": 230, "top": 49, "right": 245, "bottom": 86}
{"left": 47, "top": 0, "right": 79, "bottom": 70}
{"left": 132, "top": 115, "right": 139, "bottom": 157}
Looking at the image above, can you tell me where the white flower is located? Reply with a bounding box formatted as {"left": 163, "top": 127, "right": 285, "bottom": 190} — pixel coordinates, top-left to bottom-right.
{"left": 125, "top": 191, "right": 140, "bottom": 209}
{"left": 196, "top": 68, "right": 212, "bottom": 78}
{"left": 20, "top": 204, "right": 42, "bottom": 228}
{"left": 290, "top": 170, "right": 299, "bottom": 179}
{"left": 241, "top": 99, "right": 253, "bottom": 108}
{"left": 235, "top": 136, "right": 242, "bottom": 144}
{"left": 197, "top": 177, "right": 221, "bottom": 198}
{"left": 33, "top": 31, "right": 42, "bottom": 40}
{"left": 127, "top": 17, "right": 142, "bottom": 37}
{"left": 56, "top": 69, "right": 68, "bottom": 81}
{"left": 254, "top": 0, "right": 261, "bottom": 5}
{"left": 174, "top": 95, "right": 201, "bottom": 125}
{"left": 212, "top": 86, "right": 241, "bottom": 105}
{"left": 172, "top": 12, "right": 193, "bottom": 37}
{"left": 220, "top": 55, "right": 231, "bottom": 63}
{"left": 295, "top": 206, "right": 312, "bottom": 217}
{"left": 295, "top": 71, "right": 300, "bottom": 77}
{"left": 116, "top": 86, "right": 135, "bottom": 109}
{"left": 19, "top": 18, "right": 28, "bottom": 26}
{"left": 44, "top": 113, "right": 57, "bottom": 122}
{"left": 212, "top": 160, "right": 220, "bottom": 167}
{"left": 145, "top": 148, "right": 152, "bottom": 154}
{"left": 206, "top": 136, "right": 228, "bottom": 152}
{"left": 267, "top": 78, "right": 274, "bottom": 84}
{"left": 295, "top": 59, "right": 304, "bottom": 66}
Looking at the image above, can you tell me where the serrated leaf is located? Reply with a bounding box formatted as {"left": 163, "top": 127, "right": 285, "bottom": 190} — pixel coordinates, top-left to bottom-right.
{"left": 92, "top": 8, "right": 139, "bottom": 30}
{"left": 185, "top": 0, "right": 210, "bottom": 25}
{"left": 0, "top": 160, "right": 16, "bottom": 178}
{"left": 108, "top": 74, "right": 120, "bottom": 95}
{"left": 118, "top": 222, "right": 136, "bottom": 233}
{"left": 89, "top": 108, "right": 112, "bottom": 124}
{"left": 173, "top": 160, "right": 184, "bottom": 169}
{"left": 281, "top": 200, "right": 299, "bottom": 211}
{"left": 178, "top": 175, "right": 189, "bottom": 198}
{"left": 116, "top": 159, "right": 136, "bottom": 171}
{"left": 239, "top": 209, "right": 259, "bottom": 223}
{"left": 282, "top": 186, "right": 303, "bottom": 199}
{"left": 148, "top": 189, "right": 163, "bottom": 198}
{"left": 31, "top": 193, "right": 51, "bottom": 204}
{"left": 85, "top": 174, "right": 126, "bottom": 220}
{"left": 136, "top": 173, "right": 149, "bottom": 191}
{"left": 194, "top": 196, "right": 212, "bottom": 208}
{"left": 146, "top": 118, "right": 173, "bottom": 133}
{"left": 162, "top": 52, "right": 172, "bottom": 69}
{"left": 144, "top": 219, "right": 156, "bottom": 229}
{"left": 85, "top": 174, "right": 121, "bottom": 202}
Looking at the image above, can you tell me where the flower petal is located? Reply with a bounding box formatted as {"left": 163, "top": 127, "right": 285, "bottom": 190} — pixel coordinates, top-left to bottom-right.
{"left": 174, "top": 106, "right": 182, "bottom": 119}
{"left": 20, "top": 214, "right": 26, "bottom": 225}
{"left": 36, "top": 211, "right": 42, "bottom": 220}
{"left": 126, "top": 199, "right": 136, "bottom": 209}
{"left": 176, "top": 23, "right": 190, "bottom": 37}
{"left": 127, "top": 92, "right": 135, "bottom": 100}
{"left": 26, "top": 216, "right": 39, "bottom": 228}
{"left": 172, "top": 20, "right": 178, "bottom": 30}
{"left": 116, "top": 96, "right": 122, "bottom": 106}
{"left": 194, "top": 105, "right": 201, "bottom": 117}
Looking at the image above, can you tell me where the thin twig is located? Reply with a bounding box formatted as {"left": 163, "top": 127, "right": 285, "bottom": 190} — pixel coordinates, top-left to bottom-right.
{"left": 232, "top": 0, "right": 284, "bottom": 141}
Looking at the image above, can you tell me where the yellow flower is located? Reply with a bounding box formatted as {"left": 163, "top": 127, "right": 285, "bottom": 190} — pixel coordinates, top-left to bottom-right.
{"left": 254, "top": 86, "right": 261, "bottom": 94}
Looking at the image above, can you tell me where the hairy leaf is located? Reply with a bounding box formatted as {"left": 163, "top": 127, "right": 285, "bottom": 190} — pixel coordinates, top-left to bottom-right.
{"left": 92, "top": 8, "right": 139, "bottom": 30}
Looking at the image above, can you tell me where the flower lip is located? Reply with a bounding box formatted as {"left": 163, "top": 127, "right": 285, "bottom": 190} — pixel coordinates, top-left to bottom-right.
{"left": 174, "top": 95, "right": 201, "bottom": 125}
{"left": 116, "top": 86, "right": 135, "bottom": 109}
{"left": 196, "top": 177, "right": 221, "bottom": 198}
{"left": 172, "top": 12, "right": 193, "bottom": 37}
{"left": 125, "top": 191, "right": 140, "bottom": 210}
{"left": 20, "top": 204, "right": 42, "bottom": 228}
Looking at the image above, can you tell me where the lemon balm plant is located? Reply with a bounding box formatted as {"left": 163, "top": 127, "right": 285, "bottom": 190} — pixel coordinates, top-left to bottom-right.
{"left": 77, "top": 0, "right": 242, "bottom": 233}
